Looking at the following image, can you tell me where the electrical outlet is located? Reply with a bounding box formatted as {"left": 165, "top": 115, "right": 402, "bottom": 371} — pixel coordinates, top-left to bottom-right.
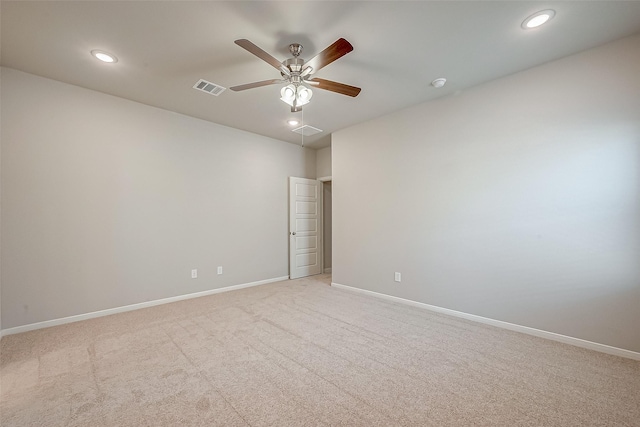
{"left": 217, "top": 266, "right": 223, "bottom": 275}
{"left": 394, "top": 272, "right": 401, "bottom": 282}
{"left": 191, "top": 269, "right": 198, "bottom": 279}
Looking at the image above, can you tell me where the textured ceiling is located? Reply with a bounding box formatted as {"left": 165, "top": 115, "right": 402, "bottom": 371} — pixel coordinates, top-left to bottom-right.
{"left": 2, "top": 1, "right": 640, "bottom": 149}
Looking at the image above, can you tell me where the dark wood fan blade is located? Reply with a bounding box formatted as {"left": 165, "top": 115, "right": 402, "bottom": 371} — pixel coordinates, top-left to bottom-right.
{"left": 307, "top": 78, "right": 361, "bottom": 97}
{"left": 305, "top": 38, "right": 353, "bottom": 73}
{"left": 235, "top": 39, "right": 286, "bottom": 73}
{"left": 230, "top": 79, "right": 286, "bottom": 92}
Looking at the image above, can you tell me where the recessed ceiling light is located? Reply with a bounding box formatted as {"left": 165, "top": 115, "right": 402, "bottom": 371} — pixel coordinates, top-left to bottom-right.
{"left": 287, "top": 119, "right": 299, "bottom": 126}
{"left": 522, "top": 9, "right": 555, "bottom": 29}
{"left": 91, "top": 50, "right": 118, "bottom": 63}
{"left": 431, "top": 78, "right": 447, "bottom": 88}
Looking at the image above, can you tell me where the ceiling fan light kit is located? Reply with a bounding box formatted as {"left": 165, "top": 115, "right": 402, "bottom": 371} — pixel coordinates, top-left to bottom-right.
{"left": 230, "top": 38, "right": 361, "bottom": 112}
{"left": 280, "top": 83, "right": 313, "bottom": 108}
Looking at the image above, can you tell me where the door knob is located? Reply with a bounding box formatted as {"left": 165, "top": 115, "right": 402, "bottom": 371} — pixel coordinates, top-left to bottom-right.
{"left": 291, "top": 232, "right": 296, "bottom": 235}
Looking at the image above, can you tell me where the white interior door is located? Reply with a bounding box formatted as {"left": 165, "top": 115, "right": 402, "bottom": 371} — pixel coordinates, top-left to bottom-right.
{"left": 289, "top": 177, "right": 323, "bottom": 279}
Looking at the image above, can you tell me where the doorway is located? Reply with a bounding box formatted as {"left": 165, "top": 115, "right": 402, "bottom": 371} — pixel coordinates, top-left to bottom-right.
{"left": 322, "top": 181, "right": 332, "bottom": 273}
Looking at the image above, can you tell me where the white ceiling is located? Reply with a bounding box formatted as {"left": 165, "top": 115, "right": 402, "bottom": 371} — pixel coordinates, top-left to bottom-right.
{"left": 2, "top": 1, "right": 640, "bottom": 149}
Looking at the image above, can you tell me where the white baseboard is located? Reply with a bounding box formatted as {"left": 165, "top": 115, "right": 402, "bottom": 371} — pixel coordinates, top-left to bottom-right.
{"left": 323, "top": 268, "right": 332, "bottom": 274}
{"left": 0, "top": 276, "right": 289, "bottom": 338}
{"left": 331, "top": 282, "right": 640, "bottom": 361}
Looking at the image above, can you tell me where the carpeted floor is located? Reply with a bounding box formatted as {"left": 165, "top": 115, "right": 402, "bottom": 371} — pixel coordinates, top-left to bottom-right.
{"left": 1, "top": 274, "right": 639, "bottom": 426}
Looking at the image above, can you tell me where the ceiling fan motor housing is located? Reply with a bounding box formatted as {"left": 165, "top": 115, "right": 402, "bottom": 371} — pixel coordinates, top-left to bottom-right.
{"left": 283, "top": 57, "right": 305, "bottom": 83}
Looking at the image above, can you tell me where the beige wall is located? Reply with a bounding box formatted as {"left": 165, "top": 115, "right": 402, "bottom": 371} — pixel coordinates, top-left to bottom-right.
{"left": 1, "top": 68, "right": 316, "bottom": 329}
{"left": 316, "top": 146, "right": 332, "bottom": 179}
{"left": 333, "top": 34, "right": 640, "bottom": 352}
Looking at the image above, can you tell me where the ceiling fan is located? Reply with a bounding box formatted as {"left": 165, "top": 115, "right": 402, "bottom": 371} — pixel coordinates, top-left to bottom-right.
{"left": 230, "top": 38, "right": 361, "bottom": 112}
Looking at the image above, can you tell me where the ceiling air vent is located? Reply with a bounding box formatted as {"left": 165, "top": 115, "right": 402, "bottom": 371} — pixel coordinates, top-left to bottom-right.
{"left": 292, "top": 125, "right": 323, "bottom": 136}
{"left": 193, "top": 79, "right": 226, "bottom": 96}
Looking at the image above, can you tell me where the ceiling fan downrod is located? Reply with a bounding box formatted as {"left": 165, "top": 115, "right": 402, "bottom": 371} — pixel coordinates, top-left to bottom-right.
{"left": 282, "top": 43, "right": 308, "bottom": 82}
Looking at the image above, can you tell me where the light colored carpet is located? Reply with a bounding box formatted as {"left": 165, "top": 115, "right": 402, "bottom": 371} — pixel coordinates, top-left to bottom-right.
{"left": 1, "top": 274, "right": 639, "bottom": 426}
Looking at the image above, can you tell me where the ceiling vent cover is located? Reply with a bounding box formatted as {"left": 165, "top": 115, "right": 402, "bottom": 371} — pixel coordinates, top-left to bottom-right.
{"left": 292, "top": 125, "right": 323, "bottom": 136}
{"left": 193, "top": 79, "right": 226, "bottom": 96}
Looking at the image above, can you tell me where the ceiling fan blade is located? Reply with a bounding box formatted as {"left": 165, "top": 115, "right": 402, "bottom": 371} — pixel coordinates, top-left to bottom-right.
{"left": 230, "top": 79, "right": 286, "bottom": 92}
{"left": 305, "top": 38, "right": 353, "bottom": 74}
{"left": 307, "top": 78, "right": 361, "bottom": 97}
{"left": 235, "top": 39, "right": 289, "bottom": 75}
